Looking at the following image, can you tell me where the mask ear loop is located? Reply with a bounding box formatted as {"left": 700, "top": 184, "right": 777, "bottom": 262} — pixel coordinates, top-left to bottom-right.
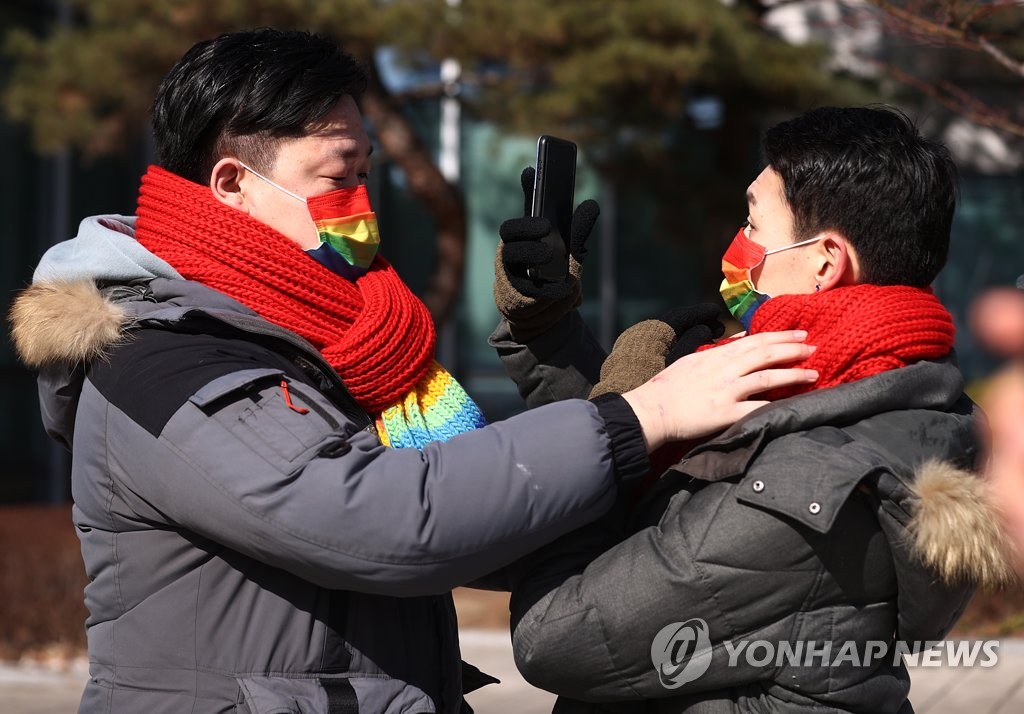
{"left": 763, "top": 234, "right": 825, "bottom": 256}
{"left": 238, "top": 161, "right": 307, "bottom": 203}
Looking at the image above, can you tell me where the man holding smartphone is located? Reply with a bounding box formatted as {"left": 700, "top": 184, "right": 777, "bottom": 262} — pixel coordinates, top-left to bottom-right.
{"left": 491, "top": 107, "right": 1011, "bottom": 713}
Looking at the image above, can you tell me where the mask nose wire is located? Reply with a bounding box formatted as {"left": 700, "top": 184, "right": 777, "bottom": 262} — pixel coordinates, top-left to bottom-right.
{"left": 237, "top": 161, "right": 307, "bottom": 204}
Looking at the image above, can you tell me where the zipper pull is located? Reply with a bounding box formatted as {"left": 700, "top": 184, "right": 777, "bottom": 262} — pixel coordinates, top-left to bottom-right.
{"left": 280, "top": 380, "right": 310, "bottom": 414}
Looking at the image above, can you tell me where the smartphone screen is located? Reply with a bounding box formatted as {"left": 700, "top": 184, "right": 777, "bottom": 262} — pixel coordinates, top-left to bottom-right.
{"left": 530, "top": 135, "right": 577, "bottom": 282}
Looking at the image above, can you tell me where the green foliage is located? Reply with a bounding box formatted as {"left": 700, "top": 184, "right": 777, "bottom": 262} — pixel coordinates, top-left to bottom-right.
{"left": 396, "top": 0, "right": 871, "bottom": 161}
{"left": 1, "top": 0, "right": 381, "bottom": 155}
{"left": 2, "top": 0, "right": 868, "bottom": 159}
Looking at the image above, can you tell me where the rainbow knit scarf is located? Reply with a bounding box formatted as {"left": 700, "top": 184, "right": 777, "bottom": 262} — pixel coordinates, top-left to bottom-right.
{"left": 134, "top": 165, "right": 486, "bottom": 449}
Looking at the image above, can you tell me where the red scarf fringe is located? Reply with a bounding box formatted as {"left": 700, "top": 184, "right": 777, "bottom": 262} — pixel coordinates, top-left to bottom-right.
{"left": 134, "top": 166, "right": 435, "bottom": 414}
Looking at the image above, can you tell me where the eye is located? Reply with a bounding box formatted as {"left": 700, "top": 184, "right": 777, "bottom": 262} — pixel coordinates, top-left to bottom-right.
{"left": 357, "top": 172, "right": 369, "bottom": 183}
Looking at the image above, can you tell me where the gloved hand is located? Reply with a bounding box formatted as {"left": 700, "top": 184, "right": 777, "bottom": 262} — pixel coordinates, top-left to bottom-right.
{"left": 589, "top": 303, "right": 725, "bottom": 399}
{"left": 494, "top": 167, "right": 600, "bottom": 342}
{"left": 662, "top": 303, "right": 727, "bottom": 365}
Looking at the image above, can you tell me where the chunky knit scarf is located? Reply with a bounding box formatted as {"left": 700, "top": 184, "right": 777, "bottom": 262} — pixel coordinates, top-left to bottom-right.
{"left": 640, "top": 284, "right": 956, "bottom": 498}
{"left": 701, "top": 283, "right": 956, "bottom": 400}
{"left": 134, "top": 165, "right": 486, "bottom": 449}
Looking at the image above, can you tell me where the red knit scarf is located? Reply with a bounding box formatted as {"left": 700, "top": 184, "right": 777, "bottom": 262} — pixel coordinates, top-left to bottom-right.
{"left": 643, "top": 284, "right": 956, "bottom": 491}
{"left": 703, "top": 283, "right": 956, "bottom": 400}
{"left": 134, "top": 165, "right": 435, "bottom": 414}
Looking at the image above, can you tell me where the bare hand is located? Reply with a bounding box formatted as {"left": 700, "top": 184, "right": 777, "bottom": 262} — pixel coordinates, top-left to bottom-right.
{"left": 621, "top": 330, "right": 818, "bottom": 451}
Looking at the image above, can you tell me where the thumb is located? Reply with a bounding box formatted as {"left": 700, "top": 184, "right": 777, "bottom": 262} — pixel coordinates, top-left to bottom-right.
{"left": 519, "top": 167, "right": 536, "bottom": 217}
{"left": 569, "top": 199, "right": 600, "bottom": 264}
{"left": 666, "top": 324, "right": 714, "bottom": 365}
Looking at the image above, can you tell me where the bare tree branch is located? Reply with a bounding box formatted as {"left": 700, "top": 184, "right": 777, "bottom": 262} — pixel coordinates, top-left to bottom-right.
{"left": 881, "top": 61, "right": 1024, "bottom": 137}
{"left": 977, "top": 35, "right": 1024, "bottom": 77}
{"left": 867, "top": 0, "right": 1024, "bottom": 77}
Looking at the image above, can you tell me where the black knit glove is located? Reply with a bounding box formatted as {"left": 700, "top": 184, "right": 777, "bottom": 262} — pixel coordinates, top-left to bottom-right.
{"left": 589, "top": 303, "right": 724, "bottom": 399}
{"left": 662, "top": 303, "right": 726, "bottom": 365}
{"left": 494, "top": 167, "right": 600, "bottom": 342}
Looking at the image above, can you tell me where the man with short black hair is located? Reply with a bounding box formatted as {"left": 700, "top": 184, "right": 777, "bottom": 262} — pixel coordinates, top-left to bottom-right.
{"left": 491, "top": 105, "right": 1013, "bottom": 713}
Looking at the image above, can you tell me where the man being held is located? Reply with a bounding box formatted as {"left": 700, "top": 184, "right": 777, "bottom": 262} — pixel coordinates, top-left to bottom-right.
{"left": 492, "top": 106, "right": 1015, "bottom": 713}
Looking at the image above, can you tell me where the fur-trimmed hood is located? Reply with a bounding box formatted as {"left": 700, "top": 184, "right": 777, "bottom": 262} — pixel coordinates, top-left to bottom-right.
{"left": 10, "top": 214, "right": 178, "bottom": 369}
{"left": 911, "top": 458, "right": 1018, "bottom": 591}
{"left": 8, "top": 215, "right": 265, "bottom": 448}
{"left": 10, "top": 279, "right": 129, "bottom": 369}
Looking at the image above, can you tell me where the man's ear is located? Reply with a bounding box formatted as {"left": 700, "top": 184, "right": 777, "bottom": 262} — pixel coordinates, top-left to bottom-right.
{"left": 209, "top": 158, "right": 247, "bottom": 211}
{"left": 815, "top": 232, "right": 862, "bottom": 291}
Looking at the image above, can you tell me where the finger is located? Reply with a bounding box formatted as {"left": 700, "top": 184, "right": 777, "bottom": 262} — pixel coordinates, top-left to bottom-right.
{"left": 717, "top": 329, "right": 810, "bottom": 364}
{"left": 500, "top": 216, "right": 552, "bottom": 243}
{"left": 732, "top": 341, "right": 818, "bottom": 378}
{"left": 507, "top": 274, "right": 572, "bottom": 301}
{"left": 666, "top": 324, "right": 713, "bottom": 365}
{"left": 659, "top": 306, "right": 700, "bottom": 334}
{"left": 691, "top": 302, "right": 722, "bottom": 325}
{"left": 728, "top": 329, "right": 808, "bottom": 349}
{"left": 705, "top": 339, "right": 815, "bottom": 387}
{"left": 520, "top": 167, "right": 536, "bottom": 216}
{"left": 660, "top": 303, "right": 722, "bottom": 335}
{"left": 733, "top": 367, "right": 819, "bottom": 401}
{"left": 709, "top": 318, "right": 726, "bottom": 340}
{"left": 503, "top": 240, "right": 554, "bottom": 269}
{"left": 569, "top": 199, "right": 600, "bottom": 263}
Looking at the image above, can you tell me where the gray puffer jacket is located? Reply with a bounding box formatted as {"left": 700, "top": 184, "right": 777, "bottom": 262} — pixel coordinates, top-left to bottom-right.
{"left": 490, "top": 316, "right": 1013, "bottom": 714}
{"left": 9, "top": 216, "right": 645, "bottom": 714}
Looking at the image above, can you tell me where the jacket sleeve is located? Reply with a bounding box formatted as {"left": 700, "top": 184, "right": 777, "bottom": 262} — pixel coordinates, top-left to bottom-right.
{"left": 86, "top": 354, "right": 630, "bottom": 598}
{"left": 489, "top": 310, "right": 606, "bottom": 408}
{"left": 508, "top": 477, "right": 820, "bottom": 702}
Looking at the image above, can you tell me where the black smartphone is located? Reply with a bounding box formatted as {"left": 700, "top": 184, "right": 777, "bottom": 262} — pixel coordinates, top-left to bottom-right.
{"left": 529, "top": 135, "right": 577, "bottom": 282}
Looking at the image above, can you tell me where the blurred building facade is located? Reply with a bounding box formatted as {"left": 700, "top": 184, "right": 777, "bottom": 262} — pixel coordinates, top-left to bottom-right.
{"left": 2, "top": 2, "right": 1023, "bottom": 503}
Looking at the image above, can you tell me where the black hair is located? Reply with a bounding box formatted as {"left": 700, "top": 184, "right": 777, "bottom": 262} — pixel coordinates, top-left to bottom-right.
{"left": 763, "top": 106, "right": 958, "bottom": 287}
{"left": 151, "top": 28, "right": 368, "bottom": 183}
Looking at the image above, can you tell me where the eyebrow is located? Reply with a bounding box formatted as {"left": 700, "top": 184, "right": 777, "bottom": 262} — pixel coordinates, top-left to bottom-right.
{"left": 746, "top": 190, "right": 756, "bottom": 206}
{"left": 328, "top": 144, "right": 373, "bottom": 161}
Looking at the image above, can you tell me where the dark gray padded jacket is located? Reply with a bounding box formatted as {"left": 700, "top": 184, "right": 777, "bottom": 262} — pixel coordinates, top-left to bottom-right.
{"left": 490, "top": 316, "right": 1012, "bottom": 714}
{"left": 9, "top": 216, "right": 645, "bottom": 714}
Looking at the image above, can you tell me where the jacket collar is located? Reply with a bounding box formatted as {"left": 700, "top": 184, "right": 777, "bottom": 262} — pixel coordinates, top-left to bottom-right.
{"left": 672, "top": 358, "right": 967, "bottom": 484}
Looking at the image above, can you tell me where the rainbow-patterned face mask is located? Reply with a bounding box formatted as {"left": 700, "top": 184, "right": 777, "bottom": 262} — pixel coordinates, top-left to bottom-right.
{"left": 240, "top": 162, "right": 381, "bottom": 269}
{"left": 719, "top": 227, "right": 823, "bottom": 329}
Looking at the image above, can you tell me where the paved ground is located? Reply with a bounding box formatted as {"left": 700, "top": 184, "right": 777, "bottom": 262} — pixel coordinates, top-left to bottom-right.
{"left": 3, "top": 634, "right": 1023, "bottom": 713}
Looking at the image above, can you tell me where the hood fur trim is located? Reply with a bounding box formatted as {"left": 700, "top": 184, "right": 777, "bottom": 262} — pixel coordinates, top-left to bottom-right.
{"left": 910, "top": 459, "right": 1019, "bottom": 590}
{"left": 9, "top": 281, "right": 129, "bottom": 368}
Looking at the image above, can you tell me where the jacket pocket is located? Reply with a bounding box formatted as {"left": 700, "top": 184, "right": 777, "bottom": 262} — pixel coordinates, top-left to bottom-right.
{"left": 236, "top": 676, "right": 330, "bottom": 714}
{"left": 189, "top": 368, "right": 345, "bottom": 473}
